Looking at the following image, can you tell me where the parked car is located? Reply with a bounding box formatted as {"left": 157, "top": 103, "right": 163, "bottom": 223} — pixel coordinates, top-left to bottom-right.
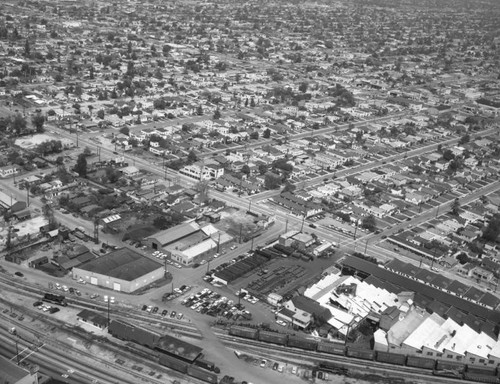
{"left": 142, "top": 305, "right": 148, "bottom": 311}
{"left": 170, "top": 311, "right": 176, "bottom": 318}
{"left": 14, "top": 272, "right": 24, "bottom": 277}
{"left": 161, "top": 309, "right": 168, "bottom": 317}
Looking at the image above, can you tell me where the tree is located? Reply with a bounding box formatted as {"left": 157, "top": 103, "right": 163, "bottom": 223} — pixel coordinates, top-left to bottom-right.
{"left": 263, "top": 128, "right": 271, "bottom": 138}
{"left": 31, "top": 113, "right": 45, "bottom": 133}
{"left": 451, "top": 198, "right": 461, "bottom": 215}
{"left": 282, "top": 182, "right": 296, "bottom": 193}
{"left": 456, "top": 253, "right": 470, "bottom": 265}
{"left": 213, "top": 109, "right": 221, "bottom": 120}
{"left": 250, "top": 131, "right": 259, "bottom": 140}
{"left": 264, "top": 172, "right": 281, "bottom": 190}
{"left": 195, "top": 180, "right": 210, "bottom": 204}
{"left": 42, "top": 203, "right": 58, "bottom": 230}
{"left": 258, "top": 164, "right": 269, "bottom": 175}
{"left": 187, "top": 150, "right": 198, "bottom": 163}
{"left": 119, "top": 126, "right": 130, "bottom": 135}
{"left": 11, "top": 114, "right": 26, "bottom": 135}
{"left": 105, "top": 167, "right": 121, "bottom": 183}
{"left": 96, "top": 109, "right": 105, "bottom": 119}
{"left": 361, "top": 214, "right": 377, "bottom": 231}
{"left": 442, "top": 149, "right": 455, "bottom": 161}
{"left": 241, "top": 164, "right": 250, "bottom": 176}
{"left": 482, "top": 214, "right": 500, "bottom": 242}
{"left": 74, "top": 153, "right": 87, "bottom": 177}
{"left": 196, "top": 105, "right": 203, "bottom": 115}
{"left": 299, "top": 82, "right": 308, "bottom": 93}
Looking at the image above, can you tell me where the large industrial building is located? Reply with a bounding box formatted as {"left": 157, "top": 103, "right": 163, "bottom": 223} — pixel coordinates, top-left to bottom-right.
{"left": 146, "top": 222, "right": 233, "bottom": 266}
{"left": 0, "top": 355, "right": 38, "bottom": 384}
{"left": 72, "top": 248, "right": 164, "bottom": 292}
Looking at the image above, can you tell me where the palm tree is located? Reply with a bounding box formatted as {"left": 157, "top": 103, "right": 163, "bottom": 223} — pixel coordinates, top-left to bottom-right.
{"left": 88, "top": 105, "right": 94, "bottom": 119}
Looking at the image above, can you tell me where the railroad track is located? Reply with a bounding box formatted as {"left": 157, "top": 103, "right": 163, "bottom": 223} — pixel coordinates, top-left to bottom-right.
{"left": 0, "top": 272, "right": 202, "bottom": 338}
{"left": 216, "top": 331, "right": 480, "bottom": 384}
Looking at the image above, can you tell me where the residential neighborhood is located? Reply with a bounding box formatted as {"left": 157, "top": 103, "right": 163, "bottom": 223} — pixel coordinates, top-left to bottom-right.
{"left": 0, "top": 0, "right": 500, "bottom": 383}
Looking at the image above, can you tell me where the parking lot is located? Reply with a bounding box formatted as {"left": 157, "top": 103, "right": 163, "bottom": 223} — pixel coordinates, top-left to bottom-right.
{"left": 180, "top": 288, "right": 253, "bottom": 321}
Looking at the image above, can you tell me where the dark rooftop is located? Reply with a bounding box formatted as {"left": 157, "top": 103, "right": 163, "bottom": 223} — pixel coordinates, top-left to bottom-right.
{"left": 155, "top": 334, "right": 203, "bottom": 362}
{"left": 76, "top": 248, "right": 162, "bottom": 281}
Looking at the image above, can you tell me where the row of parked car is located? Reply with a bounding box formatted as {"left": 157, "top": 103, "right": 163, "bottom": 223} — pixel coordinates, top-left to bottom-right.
{"left": 141, "top": 304, "right": 184, "bottom": 320}
{"left": 33, "top": 300, "right": 60, "bottom": 314}
{"left": 54, "top": 283, "right": 81, "bottom": 296}
{"left": 182, "top": 288, "right": 252, "bottom": 320}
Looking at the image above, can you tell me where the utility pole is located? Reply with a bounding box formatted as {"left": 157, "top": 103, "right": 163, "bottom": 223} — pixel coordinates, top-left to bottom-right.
{"left": 26, "top": 182, "right": 29, "bottom": 207}
{"left": 364, "top": 239, "right": 368, "bottom": 255}
{"left": 217, "top": 232, "right": 221, "bottom": 253}
{"left": 300, "top": 213, "right": 306, "bottom": 232}
{"left": 353, "top": 219, "right": 359, "bottom": 240}
{"left": 239, "top": 223, "right": 243, "bottom": 244}
{"left": 107, "top": 296, "right": 110, "bottom": 326}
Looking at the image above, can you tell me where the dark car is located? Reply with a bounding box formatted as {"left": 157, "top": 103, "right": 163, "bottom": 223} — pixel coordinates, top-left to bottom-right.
{"left": 141, "top": 305, "right": 148, "bottom": 311}
{"left": 161, "top": 309, "right": 168, "bottom": 317}
{"left": 14, "top": 272, "right": 24, "bottom": 277}
{"left": 170, "top": 311, "right": 176, "bottom": 318}
{"left": 152, "top": 306, "right": 159, "bottom": 314}
{"left": 49, "top": 307, "right": 60, "bottom": 314}
{"left": 308, "top": 223, "right": 317, "bottom": 228}
{"left": 33, "top": 301, "right": 43, "bottom": 307}
{"left": 273, "top": 362, "right": 279, "bottom": 371}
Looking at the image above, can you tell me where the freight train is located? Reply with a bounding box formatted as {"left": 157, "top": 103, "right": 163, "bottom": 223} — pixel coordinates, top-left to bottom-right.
{"left": 108, "top": 320, "right": 218, "bottom": 384}
{"left": 229, "top": 326, "right": 500, "bottom": 383}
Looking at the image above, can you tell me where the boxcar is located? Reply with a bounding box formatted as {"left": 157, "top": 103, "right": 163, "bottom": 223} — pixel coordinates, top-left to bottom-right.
{"left": 435, "top": 360, "right": 465, "bottom": 372}
{"left": 258, "top": 330, "right": 287, "bottom": 345}
{"left": 317, "top": 342, "right": 346, "bottom": 356}
{"left": 346, "top": 347, "right": 374, "bottom": 361}
{"left": 187, "top": 365, "right": 218, "bottom": 383}
{"left": 229, "top": 326, "right": 258, "bottom": 340}
{"left": 318, "top": 362, "right": 349, "bottom": 375}
{"left": 158, "top": 354, "right": 189, "bottom": 374}
{"left": 406, "top": 355, "right": 436, "bottom": 370}
{"left": 463, "top": 372, "right": 499, "bottom": 383}
{"left": 287, "top": 335, "right": 317, "bottom": 351}
{"left": 376, "top": 351, "right": 406, "bottom": 366}
{"left": 467, "top": 366, "right": 497, "bottom": 376}
{"left": 108, "top": 320, "right": 134, "bottom": 341}
{"left": 130, "top": 326, "right": 158, "bottom": 349}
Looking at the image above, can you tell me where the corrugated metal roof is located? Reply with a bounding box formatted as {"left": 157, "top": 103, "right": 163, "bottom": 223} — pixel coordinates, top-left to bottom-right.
{"left": 343, "top": 256, "right": 500, "bottom": 323}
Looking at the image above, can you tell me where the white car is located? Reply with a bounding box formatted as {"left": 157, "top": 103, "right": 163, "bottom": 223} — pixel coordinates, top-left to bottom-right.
{"left": 152, "top": 251, "right": 160, "bottom": 256}
{"left": 103, "top": 295, "right": 108, "bottom": 302}
{"left": 276, "top": 320, "right": 287, "bottom": 327}
{"left": 110, "top": 297, "right": 115, "bottom": 304}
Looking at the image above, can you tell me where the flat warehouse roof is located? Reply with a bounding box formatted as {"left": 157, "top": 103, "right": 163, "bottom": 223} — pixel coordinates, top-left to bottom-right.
{"left": 77, "top": 248, "right": 162, "bottom": 281}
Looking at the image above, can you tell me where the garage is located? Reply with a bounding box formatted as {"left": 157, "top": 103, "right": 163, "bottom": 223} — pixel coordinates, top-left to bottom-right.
{"left": 90, "top": 277, "right": 98, "bottom": 285}
{"left": 113, "top": 282, "right": 121, "bottom": 291}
